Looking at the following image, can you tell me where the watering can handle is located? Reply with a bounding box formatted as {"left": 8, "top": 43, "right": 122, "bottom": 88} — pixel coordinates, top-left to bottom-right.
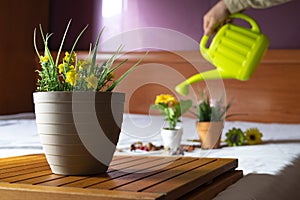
{"left": 200, "top": 13, "right": 260, "bottom": 60}
{"left": 229, "top": 13, "right": 261, "bottom": 33}
{"left": 200, "top": 21, "right": 221, "bottom": 61}
{"left": 199, "top": 35, "right": 211, "bottom": 62}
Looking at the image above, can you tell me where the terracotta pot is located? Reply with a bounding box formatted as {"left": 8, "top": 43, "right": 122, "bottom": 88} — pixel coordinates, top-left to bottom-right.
{"left": 160, "top": 127, "right": 183, "bottom": 154}
{"left": 196, "top": 121, "right": 224, "bottom": 149}
{"left": 33, "top": 91, "right": 125, "bottom": 175}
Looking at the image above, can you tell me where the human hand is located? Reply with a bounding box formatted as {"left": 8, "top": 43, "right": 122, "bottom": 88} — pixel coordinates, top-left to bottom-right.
{"left": 203, "top": 0, "right": 230, "bottom": 35}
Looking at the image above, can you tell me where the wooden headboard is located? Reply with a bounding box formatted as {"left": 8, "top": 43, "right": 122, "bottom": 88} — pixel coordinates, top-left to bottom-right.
{"left": 1, "top": 49, "right": 299, "bottom": 124}
{"left": 78, "top": 49, "right": 300, "bottom": 123}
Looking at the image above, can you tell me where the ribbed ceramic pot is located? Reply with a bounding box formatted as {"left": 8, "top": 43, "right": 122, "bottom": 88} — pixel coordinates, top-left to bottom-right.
{"left": 160, "top": 127, "right": 183, "bottom": 154}
{"left": 196, "top": 121, "right": 224, "bottom": 149}
{"left": 33, "top": 91, "right": 125, "bottom": 175}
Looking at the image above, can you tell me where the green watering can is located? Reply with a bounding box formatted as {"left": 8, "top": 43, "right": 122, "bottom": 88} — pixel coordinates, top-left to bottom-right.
{"left": 175, "top": 13, "right": 269, "bottom": 96}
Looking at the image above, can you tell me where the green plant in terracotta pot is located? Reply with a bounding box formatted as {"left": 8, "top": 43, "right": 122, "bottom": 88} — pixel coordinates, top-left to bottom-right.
{"left": 192, "top": 89, "right": 232, "bottom": 149}
{"left": 33, "top": 20, "right": 146, "bottom": 175}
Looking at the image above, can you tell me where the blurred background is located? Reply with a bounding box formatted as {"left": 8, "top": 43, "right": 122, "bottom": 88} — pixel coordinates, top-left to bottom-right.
{"left": 1, "top": 0, "right": 299, "bottom": 115}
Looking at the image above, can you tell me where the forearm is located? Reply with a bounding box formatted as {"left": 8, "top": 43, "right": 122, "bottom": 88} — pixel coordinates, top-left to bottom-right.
{"left": 224, "top": 0, "right": 292, "bottom": 13}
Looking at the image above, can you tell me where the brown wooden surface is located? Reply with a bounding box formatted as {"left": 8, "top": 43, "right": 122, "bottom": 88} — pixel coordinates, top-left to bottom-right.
{"left": 178, "top": 170, "right": 243, "bottom": 200}
{"left": 76, "top": 49, "right": 300, "bottom": 123}
{"left": 0, "top": 154, "right": 242, "bottom": 200}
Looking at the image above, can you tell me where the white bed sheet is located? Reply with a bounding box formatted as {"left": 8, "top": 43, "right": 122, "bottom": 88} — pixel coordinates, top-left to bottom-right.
{"left": 118, "top": 114, "right": 300, "bottom": 175}
{"left": 1, "top": 113, "right": 300, "bottom": 199}
{"left": 1, "top": 113, "right": 300, "bottom": 174}
{"left": 0, "top": 113, "right": 43, "bottom": 158}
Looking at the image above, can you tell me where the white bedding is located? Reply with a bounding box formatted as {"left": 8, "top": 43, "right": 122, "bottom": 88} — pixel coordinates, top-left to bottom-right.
{"left": 1, "top": 113, "right": 300, "bottom": 199}
{"left": 118, "top": 114, "right": 300, "bottom": 175}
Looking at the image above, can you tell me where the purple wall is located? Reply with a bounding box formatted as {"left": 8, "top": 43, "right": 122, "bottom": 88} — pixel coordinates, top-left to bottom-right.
{"left": 49, "top": 0, "right": 300, "bottom": 50}
{"left": 244, "top": 1, "right": 300, "bottom": 49}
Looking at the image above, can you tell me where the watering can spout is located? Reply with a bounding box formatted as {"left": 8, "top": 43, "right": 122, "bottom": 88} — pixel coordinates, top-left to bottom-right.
{"left": 175, "top": 69, "right": 233, "bottom": 96}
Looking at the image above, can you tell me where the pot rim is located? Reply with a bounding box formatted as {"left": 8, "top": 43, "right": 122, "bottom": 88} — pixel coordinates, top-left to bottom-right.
{"left": 161, "top": 126, "right": 183, "bottom": 131}
{"left": 33, "top": 91, "right": 125, "bottom": 95}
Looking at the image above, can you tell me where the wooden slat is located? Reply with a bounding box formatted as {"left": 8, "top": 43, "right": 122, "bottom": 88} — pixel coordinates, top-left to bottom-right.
{"left": 0, "top": 155, "right": 45, "bottom": 167}
{"left": 0, "top": 164, "right": 49, "bottom": 180}
{"left": 0, "top": 182, "right": 164, "bottom": 200}
{"left": 109, "top": 156, "right": 156, "bottom": 168}
{"left": 90, "top": 158, "right": 215, "bottom": 190}
{"left": 143, "top": 158, "right": 237, "bottom": 199}
{"left": 0, "top": 161, "right": 48, "bottom": 174}
{"left": 1, "top": 170, "right": 51, "bottom": 183}
{"left": 88, "top": 157, "right": 196, "bottom": 190}
{"left": 110, "top": 155, "right": 135, "bottom": 162}
{"left": 17, "top": 174, "right": 64, "bottom": 185}
{"left": 50, "top": 156, "right": 163, "bottom": 188}
{"left": 18, "top": 157, "right": 157, "bottom": 186}
{"left": 179, "top": 170, "right": 243, "bottom": 200}
{"left": 124, "top": 158, "right": 216, "bottom": 193}
{"left": 39, "top": 176, "right": 89, "bottom": 187}
{"left": 15, "top": 156, "right": 156, "bottom": 186}
{"left": 0, "top": 154, "right": 242, "bottom": 200}
{"left": 63, "top": 157, "right": 168, "bottom": 188}
{"left": 108, "top": 156, "right": 179, "bottom": 174}
{"left": 62, "top": 170, "right": 129, "bottom": 188}
{"left": 0, "top": 154, "right": 44, "bottom": 164}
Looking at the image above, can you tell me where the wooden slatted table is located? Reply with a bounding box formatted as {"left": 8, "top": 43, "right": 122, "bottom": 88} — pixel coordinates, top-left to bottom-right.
{"left": 0, "top": 154, "right": 242, "bottom": 200}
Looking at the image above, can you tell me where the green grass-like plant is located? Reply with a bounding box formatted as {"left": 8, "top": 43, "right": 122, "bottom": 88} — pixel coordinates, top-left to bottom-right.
{"left": 192, "top": 89, "right": 232, "bottom": 122}
{"left": 33, "top": 20, "right": 146, "bottom": 92}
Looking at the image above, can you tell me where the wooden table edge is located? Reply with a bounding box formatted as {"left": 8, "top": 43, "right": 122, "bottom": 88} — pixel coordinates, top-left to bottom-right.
{"left": 178, "top": 170, "right": 243, "bottom": 200}
{"left": 0, "top": 182, "right": 164, "bottom": 200}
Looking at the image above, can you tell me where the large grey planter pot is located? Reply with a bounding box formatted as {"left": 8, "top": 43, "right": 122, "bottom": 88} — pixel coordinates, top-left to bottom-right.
{"left": 33, "top": 91, "right": 125, "bottom": 175}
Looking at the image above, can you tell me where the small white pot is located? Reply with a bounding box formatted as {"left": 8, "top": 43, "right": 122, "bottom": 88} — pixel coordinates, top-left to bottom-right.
{"left": 160, "top": 127, "right": 183, "bottom": 154}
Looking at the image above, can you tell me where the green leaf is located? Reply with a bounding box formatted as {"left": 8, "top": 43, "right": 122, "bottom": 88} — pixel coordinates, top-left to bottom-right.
{"left": 90, "top": 27, "right": 105, "bottom": 75}
{"left": 33, "top": 28, "right": 40, "bottom": 58}
{"left": 106, "top": 51, "right": 148, "bottom": 91}
{"left": 179, "top": 99, "right": 192, "bottom": 115}
{"left": 39, "top": 25, "right": 54, "bottom": 67}
{"left": 67, "top": 24, "right": 88, "bottom": 68}
{"left": 55, "top": 20, "right": 72, "bottom": 67}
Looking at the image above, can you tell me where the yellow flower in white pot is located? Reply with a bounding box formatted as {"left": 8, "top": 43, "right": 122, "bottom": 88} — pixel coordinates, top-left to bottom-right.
{"left": 151, "top": 94, "right": 192, "bottom": 154}
{"left": 33, "top": 20, "right": 146, "bottom": 175}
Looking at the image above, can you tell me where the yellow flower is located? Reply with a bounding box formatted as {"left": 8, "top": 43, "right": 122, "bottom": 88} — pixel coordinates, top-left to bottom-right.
{"left": 245, "top": 128, "right": 263, "bottom": 145}
{"left": 78, "top": 60, "right": 91, "bottom": 71}
{"left": 65, "top": 68, "right": 77, "bottom": 86}
{"left": 64, "top": 51, "right": 76, "bottom": 63}
{"left": 85, "top": 75, "right": 98, "bottom": 89}
{"left": 168, "top": 98, "right": 178, "bottom": 107}
{"left": 105, "top": 72, "right": 114, "bottom": 81}
{"left": 155, "top": 94, "right": 178, "bottom": 106}
{"left": 69, "top": 65, "right": 75, "bottom": 70}
{"left": 40, "top": 55, "right": 49, "bottom": 63}
{"left": 58, "top": 64, "right": 64, "bottom": 74}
